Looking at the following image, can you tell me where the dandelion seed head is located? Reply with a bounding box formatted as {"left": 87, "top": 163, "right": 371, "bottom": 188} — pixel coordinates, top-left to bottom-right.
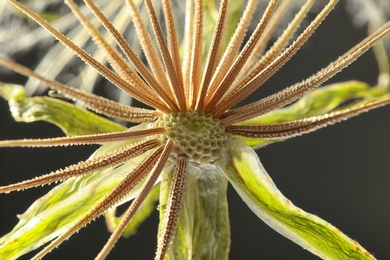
{"left": 154, "top": 110, "right": 230, "bottom": 164}
{"left": 1, "top": 0, "right": 390, "bottom": 259}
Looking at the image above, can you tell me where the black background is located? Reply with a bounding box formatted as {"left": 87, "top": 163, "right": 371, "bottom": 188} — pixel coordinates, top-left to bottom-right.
{"left": 0, "top": 2, "right": 389, "bottom": 259}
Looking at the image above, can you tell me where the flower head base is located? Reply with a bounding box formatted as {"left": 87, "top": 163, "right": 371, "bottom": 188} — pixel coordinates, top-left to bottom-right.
{"left": 0, "top": 0, "right": 389, "bottom": 259}
{"left": 154, "top": 111, "right": 230, "bottom": 164}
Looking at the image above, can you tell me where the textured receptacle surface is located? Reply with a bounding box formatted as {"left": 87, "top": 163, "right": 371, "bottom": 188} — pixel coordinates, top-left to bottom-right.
{"left": 154, "top": 111, "right": 230, "bottom": 163}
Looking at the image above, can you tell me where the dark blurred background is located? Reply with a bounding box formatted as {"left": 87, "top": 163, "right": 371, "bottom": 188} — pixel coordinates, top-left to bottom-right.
{"left": 0, "top": 1, "right": 389, "bottom": 259}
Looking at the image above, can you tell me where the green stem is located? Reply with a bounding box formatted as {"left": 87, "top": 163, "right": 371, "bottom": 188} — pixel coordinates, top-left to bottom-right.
{"left": 159, "top": 162, "right": 230, "bottom": 260}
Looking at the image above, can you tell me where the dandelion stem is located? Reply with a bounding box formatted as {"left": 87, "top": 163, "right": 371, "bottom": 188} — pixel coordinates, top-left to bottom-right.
{"left": 155, "top": 156, "right": 188, "bottom": 260}
{"left": 223, "top": 19, "right": 390, "bottom": 126}
{"left": 204, "top": 0, "right": 279, "bottom": 113}
{"left": 145, "top": 0, "right": 187, "bottom": 111}
{"left": 125, "top": 0, "right": 180, "bottom": 112}
{"left": 162, "top": 0, "right": 185, "bottom": 95}
{"left": 0, "top": 57, "right": 159, "bottom": 122}
{"left": 215, "top": 0, "right": 339, "bottom": 117}
{"left": 226, "top": 97, "right": 390, "bottom": 139}
{"left": 236, "top": 0, "right": 314, "bottom": 89}
{"left": 0, "top": 139, "right": 160, "bottom": 193}
{"left": 207, "top": 0, "right": 258, "bottom": 100}
{"left": 96, "top": 140, "right": 174, "bottom": 260}
{"left": 196, "top": 0, "right": 230, "bottom": 111}
{"left": 10, "top": 0, "right": 166, "bottom": 112}
{"left": 31, "top": 144, "right": 166, "bottom": 260}
{"left": 65, "top": 0, "right": 159, "bottom": 110}
{"left": 189, "top": 0, "right": 203, "bottom": 109}
{"left": 82, "top": 0, "right": 178, "bottom": 112}
{"left": 182, "top": 0, "right": 195, "bottom": 104}
{"left": 0, "top": 127, "right": 165, "bottom": 147}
